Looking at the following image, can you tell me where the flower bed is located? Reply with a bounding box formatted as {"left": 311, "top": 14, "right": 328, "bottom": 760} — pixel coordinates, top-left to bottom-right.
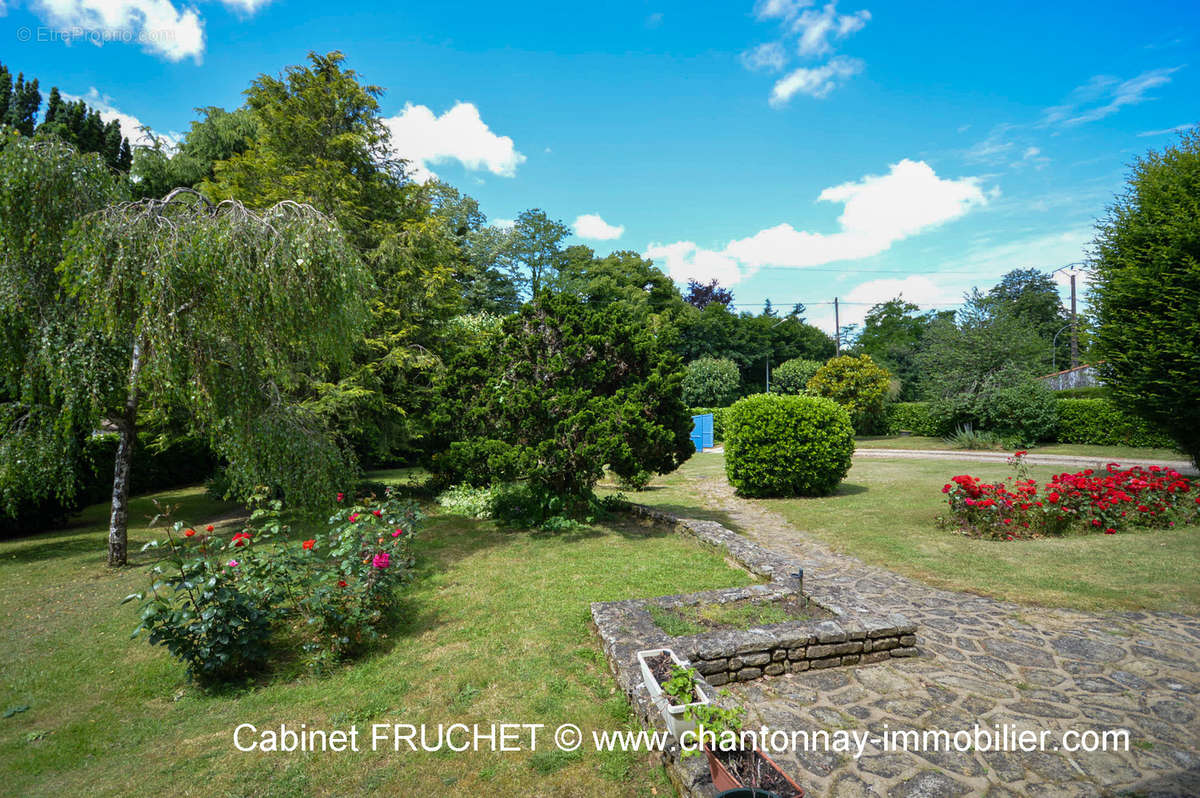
{"left": 942, "top": 453, "right": 1198, "bottom": 539}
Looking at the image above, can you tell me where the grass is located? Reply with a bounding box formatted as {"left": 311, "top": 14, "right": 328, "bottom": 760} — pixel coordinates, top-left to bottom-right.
{"left": 622, "top": 453, "right": 1200, "bottom": 614}
{"left": 0, "top": 478, "right": 757, "bottom": 797}
{"left": 854, "top": 435, "right": 1186, "bottom": 462}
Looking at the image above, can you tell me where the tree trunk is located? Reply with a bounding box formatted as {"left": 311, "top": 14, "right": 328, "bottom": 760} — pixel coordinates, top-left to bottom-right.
{"left": 107, "top": 419, "right": 135, "bottom": 566}
{"left": 107, "top": 338, "right": 143, "bottom": 567}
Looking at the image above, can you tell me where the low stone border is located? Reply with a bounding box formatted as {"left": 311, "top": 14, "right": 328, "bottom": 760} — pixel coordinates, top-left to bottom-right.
{"left": 590, "top": 503, "right": 919, "bottom": 797}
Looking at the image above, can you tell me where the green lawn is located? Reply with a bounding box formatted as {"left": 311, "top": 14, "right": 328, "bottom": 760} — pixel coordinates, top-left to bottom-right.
{"left": 854, "top": 435, "right": 1186, "bottom": 462}
{"left": 620, "top": 453, "right": 1200, "bottom": 614}
{"left": 0, "top": 480, "right": 755, "bottom": 797}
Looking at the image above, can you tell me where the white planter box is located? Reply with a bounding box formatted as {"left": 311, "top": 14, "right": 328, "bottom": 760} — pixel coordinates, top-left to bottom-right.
{"left": 636, "top": 647, "right": 710, "bottom": 741}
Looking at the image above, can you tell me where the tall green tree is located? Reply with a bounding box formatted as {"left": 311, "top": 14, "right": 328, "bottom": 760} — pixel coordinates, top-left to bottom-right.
{"left": 132, "top": 106, "right": 257, "bottom": 199}
{"left": 206, "top": 51, "right": 411, "bottom": 250}
{"left": 0, "top": 134, "right": 126, "bottom": 521}
{"left": 57, "top": 190, "right": 371, "bottom": 565}
{"left": 429, "top": 293, "right": 694, "bottom": 508}
{"left": 982, "top": 268, "right": 1071, "bottom": 364}
{"left": 854, "top": 298, "right": 952, "bottom": 400}
{"left": 918, "top": 291, "right": 1048, "bottom": 400}
{"left": 508, "top": 208, "right": 569, "bottom": 297}
{"left": 1089, "top": 130, "right": 1200, "bottom": 464}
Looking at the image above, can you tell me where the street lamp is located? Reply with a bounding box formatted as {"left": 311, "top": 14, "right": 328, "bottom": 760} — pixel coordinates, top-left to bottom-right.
{"left": 1051, "top": 323, "right": 1072, "bottom": 373}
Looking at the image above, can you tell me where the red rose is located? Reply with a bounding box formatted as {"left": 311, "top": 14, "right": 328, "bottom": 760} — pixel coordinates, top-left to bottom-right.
{"left": 302, "top": 539, "right": 315, "bottom": 550}
{"left": 184, "top": 528, "right": 195, "bottom": 537}
{"left": 205, "top": 524, "right": 214, "bottom": 532}
{"left": 337, "top": 580, "right": 347, "bottom": 588}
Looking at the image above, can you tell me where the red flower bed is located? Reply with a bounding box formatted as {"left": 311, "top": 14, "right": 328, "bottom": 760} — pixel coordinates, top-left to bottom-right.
{"left": 942, "top": 455, "right": 1197, "bottom": 540}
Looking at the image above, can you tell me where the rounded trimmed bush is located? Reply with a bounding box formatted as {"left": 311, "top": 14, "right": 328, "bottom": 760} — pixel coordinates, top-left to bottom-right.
{"left": 806, "top": 354, "right": 891, "bottom": 434}
{"left": 771, "top": 357, "right": 823, "bottom": 395}
{"left": 724, "top": 394, "right": 854, "bottom": 497}
{"left": 682, "top": 357, "right": 740, "bottom": 407}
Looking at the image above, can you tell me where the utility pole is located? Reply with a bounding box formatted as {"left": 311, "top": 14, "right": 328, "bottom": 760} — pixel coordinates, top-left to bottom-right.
{"left": 1050, "top": 262, "right": 1085, "bottom": 370}
{"left": 834, "top": 297, "right": 841, "bottom": 355}
{"left": 1069, "top": 272, "right": 1079, "bottom": 369}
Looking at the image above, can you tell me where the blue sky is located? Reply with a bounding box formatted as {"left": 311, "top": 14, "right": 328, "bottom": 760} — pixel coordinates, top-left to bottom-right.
{"left": 2, "top": 0, "right": 1197, "bottom": 335}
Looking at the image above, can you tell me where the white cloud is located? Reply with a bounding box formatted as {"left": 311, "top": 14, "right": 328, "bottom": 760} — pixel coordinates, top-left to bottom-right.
{"left": 491, "top": 218, "right": 515, "bottom": 230}
{"left": 384, "top": 102, "right": 525, "bottom": 183}
{"left": 770, "top": 56, "right": 863, "bottom": 104}
{"left": 754, "top": 0, "right": 812, "bottom": 21}
{"left": 643, "top": 241, "right": 748, "bottom": 287}
{"left": 33, "top": 0, "right": 205, "bottom": 61}
{"left": 747, "top": 1, "right": 869, "bottom": 103}
{"left": 645, "top": 159, "right": 989, "bottom": 287}
{"left": 1042, "top": 68, "right": 1180, "bottom": 127}
{"left": 62, "top": 88, "right": 178, "bottom": 148}
{"left": 1137, "top": 122, "right": 1198, "bottom": 137}
{"left": 791, "top": 2, "right": 871, "bottom": 57}
{"left": 220, "top": 0, "right": 274, "bottom": 11}
{"left": 741, "top": 41, "right": 788, "bottom": 73}
{"left": 573, "top": 214, "right": 625, "bottom": 241}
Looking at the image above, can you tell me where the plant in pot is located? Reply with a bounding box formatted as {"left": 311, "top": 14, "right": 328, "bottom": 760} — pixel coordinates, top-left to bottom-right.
{"left": 636, "top": 648, "right": 710, "bottom": 740}
{"left": 684, "top": 695, "right": 804, "bottom": 798}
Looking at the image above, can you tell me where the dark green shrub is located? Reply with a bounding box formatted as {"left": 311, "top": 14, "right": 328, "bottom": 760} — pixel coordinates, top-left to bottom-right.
{"left": 1056, "top": 399, "right": 1176, "bottom": 449}
{"left": 771, "top": 358, "right": 822, "bottom": 394}
{"left": 929, "top": 374, "right": 1059, "bottom": 447}
{"left": 681, "top": 357, "right": 740, "bottom": 406}
{"left": 1053, "top": 386, "right": 1109, "bottom": 399}
{"left": 1089, "top": 129, "right": 1200, "bottom": 464}
{"left": 724, "top": 394, "right": 854, "bottom": 497}
{"left": 806, "top": 354, "right": 892, "bottom": 434}
{"left": 884, "top": 402, "right": 942, "bottom": 437}
{"left": 974, "top": 378, "right": 1059, "bottom": 447}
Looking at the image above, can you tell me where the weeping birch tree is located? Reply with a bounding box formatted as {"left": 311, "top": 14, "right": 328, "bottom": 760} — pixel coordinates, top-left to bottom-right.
{"left": 58, "top": 190, "right": 371, "bottom": 565}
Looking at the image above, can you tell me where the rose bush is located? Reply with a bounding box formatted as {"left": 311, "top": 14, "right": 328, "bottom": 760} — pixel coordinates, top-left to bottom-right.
{"left": 126, "top": 486, "right": 420, "bottom": 683}
{"left": 942, "top": 453, "right": 1197, "bottom": 540}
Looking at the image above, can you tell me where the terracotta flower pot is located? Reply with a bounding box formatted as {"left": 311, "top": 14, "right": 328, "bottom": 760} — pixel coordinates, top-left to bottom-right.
{"left": 704, "top": 746, "right": 804, "bottom": 797}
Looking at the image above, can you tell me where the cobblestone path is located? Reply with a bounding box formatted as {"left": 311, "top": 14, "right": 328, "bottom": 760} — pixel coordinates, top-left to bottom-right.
{"left": 692, "top": 477, "right": 1200, "bottom": 798}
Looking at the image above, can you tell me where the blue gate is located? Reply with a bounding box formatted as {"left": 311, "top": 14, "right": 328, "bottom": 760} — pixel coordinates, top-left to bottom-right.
{"left": 690, "top": 413, "right": 714, "bottom": 452}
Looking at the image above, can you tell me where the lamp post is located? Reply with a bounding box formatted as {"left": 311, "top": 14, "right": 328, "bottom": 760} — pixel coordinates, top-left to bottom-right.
{"left": 1051, "top": 322, "right": 1072, "bottom": 373}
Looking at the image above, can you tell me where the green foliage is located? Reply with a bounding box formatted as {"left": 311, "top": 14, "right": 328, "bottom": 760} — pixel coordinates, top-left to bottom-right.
{"left": 1, "top": 62, "right": 132, "bottom": 169}
{"left": 132, "top": 107, "right": 257, "bottom": 199}
{"left": 661, "top": 664, "right": 701, "bottom": 704}
{"left": 674, "top": 301, "right": 835, "bottom": 396}
{"left": 436, "top": 483, "right": 501, "bottom": 519}
{"left": 59, "top": 195, "right": 370, "bottom": 513}
{"left": 884, "top": 402, "right": 942, "bottom": 437}
{"left": 682, "top": 357, "right": 741, "bottom": 407}
{"left": 1089, "top": 130, "right": 1200, "bottom": 464}
{"left": 128, "top": 488, "right": 420, "bottom": 682}
{"left": 681, "top": 697, "right": 747, "bottom": 758}
{"left": 205, "top": 51, "right": 407, "bottom": 251}
{"left": 981, "top": 269, "right": 1072, "bottom": 365}
{"left": 918, "top": 296, "right": 1050, "bottom": 399}
{"left": 0, "top": 133, "right": 127, "bottom": 520}
{"left": 942, "top": 426, "right": 1009, "bottom": 450}
{"left": 854, "top": 299, "right": 953, "bottom": 401}
{"left": 1056, "top": 398, "right": 1176, "bottom": 449}
{"left": 724, "top": 394, "right": 854, "bottom": 498}
{"left": 430, "top": 293, "right": 694, "bottom": 514}
{"left": 806, "top": 354, "right": 892, "bottom": 434}
{"left": 771, "top": 357, "right": 822, "bottom": 395}
{"left": 929, "top": 373, "right": 1059, "bottom": 446}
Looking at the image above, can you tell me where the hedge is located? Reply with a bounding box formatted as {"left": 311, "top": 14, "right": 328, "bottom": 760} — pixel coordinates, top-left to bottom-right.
{"left": 1055, "top": 399, "right": 1176, "bottom": 449}
{"left": 0, "top": 433, "right": 215, "bottom": 538}
{"left": 884, "top": 402, "right": 942, "bottom": 437}
{"left": 884, "top": 398, "right": 1176, "bottom": 449}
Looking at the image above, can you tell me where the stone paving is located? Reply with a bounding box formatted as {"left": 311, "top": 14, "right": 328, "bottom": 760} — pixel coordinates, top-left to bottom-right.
{"left": 662, "top": 478, "right": 1200, "bottom": 798}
